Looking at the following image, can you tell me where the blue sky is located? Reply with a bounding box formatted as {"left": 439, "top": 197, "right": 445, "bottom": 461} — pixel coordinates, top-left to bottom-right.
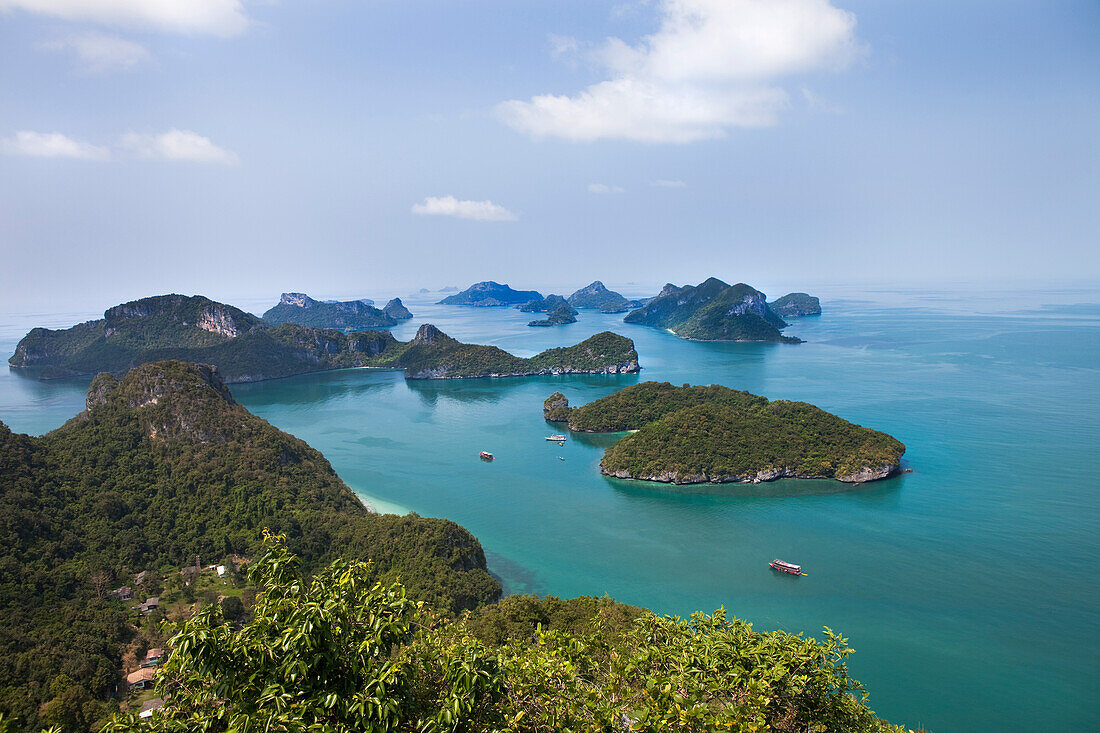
{"left": 1, "top": 0, "right": 1097, "bottom": 312}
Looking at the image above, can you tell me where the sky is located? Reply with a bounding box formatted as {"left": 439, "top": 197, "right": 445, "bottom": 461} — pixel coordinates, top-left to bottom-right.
{"left": 1, "top": 0, "right": 1098, "bottom": 312}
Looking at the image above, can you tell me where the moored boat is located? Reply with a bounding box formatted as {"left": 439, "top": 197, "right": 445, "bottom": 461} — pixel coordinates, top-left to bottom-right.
{"left": 479, "top": 451, "right": 494, "bottom": 461}
{"left": 545, "top": 434, "right": 567, "bottom": 441}
{"left": 769, "top": 559, "right": 802, "bottom": 575}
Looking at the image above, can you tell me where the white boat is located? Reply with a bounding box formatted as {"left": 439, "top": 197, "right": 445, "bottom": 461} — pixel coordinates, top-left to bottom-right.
{"left": 545, "top": 434, "right": 567, "bottom": 441}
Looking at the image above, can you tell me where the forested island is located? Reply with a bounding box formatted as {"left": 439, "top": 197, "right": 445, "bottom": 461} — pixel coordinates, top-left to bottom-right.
{"left": 624, "top": 278, "right": 801, "bottom": 342}
{"left": 262, "top": 292, "right": 413, "bottom": 329}
{"left": 769, "top": 292, "right": 822, "bottom": 317}
{"left": 437, "top": 281, "right": 542, "bottom": 306}
{"left": 567, "top": 280, "right": 646, "bottom": 313}
{"left": 527, "top": 301, "right": 578, "bottom": 327}
{"left": 545, "top": 382, "right": 905, "bottom": 484}
{"left": 8, "top": 295, "right": 639, "bottom": 382}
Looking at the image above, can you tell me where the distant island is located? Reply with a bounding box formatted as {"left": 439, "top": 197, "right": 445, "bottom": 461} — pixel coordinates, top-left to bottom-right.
{"left": 8, "top": 294, "right": 639, "bottom": 382}
{"left": 519, "top": 295, "right": 579, "bottom": 327}
{"left": 768, "top": 292, "right": 821, "bottom": 317}
{"left": 528, "top": 303, "right": 578, "bottom": 327}
{"left": 567, "top": 280, "right": 645, "bottom": 313}
{"left": 438, "top": 281, "right": 542, "bottom": 306}
{"left": 262, "top": 292, "right": 412, "bottom": 329}
{"left": 0, "top": 360, "right": 499, "bottom": 728}
{"left": 517, "top": 294, "right": 570, "bottom": 312}
{"left": 624, "top": 278, "right": 801, "bottom": 343}
{"left": 545, "top": 382, "right": 905, "bottom": 484}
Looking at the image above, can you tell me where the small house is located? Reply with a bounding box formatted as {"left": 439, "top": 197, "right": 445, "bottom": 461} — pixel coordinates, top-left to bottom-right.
{"left": 111, "top": 586, "right": 133, "bottom": 601}
{"left": 126, "top": 667, "right": 156, "bottom": 691}
{"left": 138, "top": 597, "right": 159, "bottom": 614}
{"left": 140, "top": 648, "right": 165, "bottom": 668}
{"left": 134, "top": 571, "right": 148, "bottom": 585}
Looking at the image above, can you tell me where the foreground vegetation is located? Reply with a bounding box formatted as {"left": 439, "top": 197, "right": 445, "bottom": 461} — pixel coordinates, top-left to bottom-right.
{"left": 549, "top": 382, "right": 905, "bottom": 484}
{"left": 0, "top": 361, "right": 499, "bottom": 731}
{"left": 99, "top": 534, "right": 911, "bottom": 733}
{"left": 8, "top": 295, "right": 639, "bottom": 382}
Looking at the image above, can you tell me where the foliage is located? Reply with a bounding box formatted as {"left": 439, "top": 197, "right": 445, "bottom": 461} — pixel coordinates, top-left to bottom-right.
{"left": 517, "top": 295, "right": 570, "bottom": 313}
{"left": 104, "top": 536, "right": 910, "bottom": 733}
{"left": 567, "top": 281, "right": 635, "bottom": 313}
{"left": 542, "top": 393, "right": 571, "bottom": 423}
{"left": 553, "top": 382, "right": 905, "bottom": 483}
{"left": 0, "top": 362, "right": 499, "bottom": 731}
{"left": 624, "top": 279, "right": 798, "bottom": 343}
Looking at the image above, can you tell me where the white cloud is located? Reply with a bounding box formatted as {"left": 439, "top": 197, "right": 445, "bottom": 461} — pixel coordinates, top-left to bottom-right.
{"left": 411, "top": 196, "right": 518, "bottom": 222}
{"left": 498, "top": 0, "right": 862, "bottom": 143}
{"left": 1, "top": 130, "right": 110, "bottom": 160}
{"left": 119, "top": 129, "right": 238, "bottom": 164}
{"left": 43, "top": 32, "right": 151, "bottom": 73}
{"left": 0, "top": 0, "right": 249, "bottom": 37}
{"left": 588, "top": 183, "right": 625, "bottom": 194}
{"left": 651, "top": 179, "right": 686, "bottom": 188}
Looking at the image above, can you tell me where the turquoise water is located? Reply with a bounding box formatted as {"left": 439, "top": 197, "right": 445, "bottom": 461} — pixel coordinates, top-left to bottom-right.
{"left": 2, "top": 286, "right": 1098, "bottom": 732}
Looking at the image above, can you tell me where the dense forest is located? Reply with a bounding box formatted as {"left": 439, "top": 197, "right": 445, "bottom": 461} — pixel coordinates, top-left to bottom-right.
{"left": 8, "top": 295, "right": 639, "bottom": 383}
{"left": 547, "top": 382, "right": 906, "bottom": 484}
{"left": 0, "top": 361, "right": 499, "bottom": 731}
{"left": 98, "top": 534, "right": 913, "bottom": 733}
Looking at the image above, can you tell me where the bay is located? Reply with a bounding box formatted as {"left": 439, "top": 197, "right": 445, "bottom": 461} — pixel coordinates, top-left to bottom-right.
{"left": 2, "top": 284, "right": 1098, "bottom": 732}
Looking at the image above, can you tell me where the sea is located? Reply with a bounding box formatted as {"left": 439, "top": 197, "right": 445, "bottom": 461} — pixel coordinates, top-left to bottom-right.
{"left": 1, "top": 283, "right": 1098, "bottom": 732}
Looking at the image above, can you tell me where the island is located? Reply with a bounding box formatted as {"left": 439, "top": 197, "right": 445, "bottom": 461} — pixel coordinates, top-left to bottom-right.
{"left": 545, "top": 382, "right": 905, "bottom": 484}
{"left": 624, "top": 278, "right": 801, "bottom": 343}
{"left": 527, "top": 303, "right": 578, "bottom": 327}
{"left": 8, "top": 294, "right": 640, "bottom": 382}
{"left": 517, "top": 294, "right": 570, "bottom": 312}
{"left": 0, "top": 360, "right": 499, "bottom": 728}
{"left": 438, "top": 281, "right": 542, "bottom": 306}
{"left": 382, "top": 297, "right": 414, "bottom": 320}
{"left": 567, "top": 280, "right": 645, "bottom": 313}
{"left": 768, "top": 292, "right": 821, "bottom": 317}
{"left": 263, "top": 292, "right": 400, "bottom": 329}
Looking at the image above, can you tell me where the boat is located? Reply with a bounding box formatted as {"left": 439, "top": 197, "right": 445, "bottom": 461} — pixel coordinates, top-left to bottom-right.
{"left": 545, "top": 434, "right": 567, "bottom": 442}
{"left": 479, "top": 451, "right": 494, "bottom": 461}
{"left": 769, "top": 559, "right": 802, "bottom": 575}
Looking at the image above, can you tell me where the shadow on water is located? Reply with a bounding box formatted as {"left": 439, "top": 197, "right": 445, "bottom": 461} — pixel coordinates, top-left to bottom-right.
{"left": 484, "top": 550, "right": 549, "bottom": 597}
{"left": 404, "top": 372, "right": 640, "bottom": 407}
{"left": 229, "top": 368, "right": 401, "bottom": 407}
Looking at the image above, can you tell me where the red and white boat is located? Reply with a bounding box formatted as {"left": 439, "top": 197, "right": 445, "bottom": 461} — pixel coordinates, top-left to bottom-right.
{"left": 479, "top": 451, "right": 494, "bottom": 461}
{"left": 769, "top": 559, "right": 802, "bottom": 575}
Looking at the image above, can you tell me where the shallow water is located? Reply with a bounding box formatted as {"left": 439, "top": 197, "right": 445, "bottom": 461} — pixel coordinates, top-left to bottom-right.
{"left": 2, "top": 285, "right": 1098, "bottom": 732}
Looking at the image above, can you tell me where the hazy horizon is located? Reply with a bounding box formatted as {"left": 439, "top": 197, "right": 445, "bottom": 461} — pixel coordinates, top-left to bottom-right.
{"left": 2, "top": 0, "right": 1098, "bottom": 314}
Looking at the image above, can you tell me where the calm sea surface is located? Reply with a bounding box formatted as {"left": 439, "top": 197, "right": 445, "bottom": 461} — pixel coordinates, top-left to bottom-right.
{"left": 2, "top": 285, "right": 1098, "bottom": 732}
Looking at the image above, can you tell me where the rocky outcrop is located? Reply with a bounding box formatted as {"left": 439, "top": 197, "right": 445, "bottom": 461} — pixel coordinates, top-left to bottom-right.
{"left": 263, "top": 293, "right": 396, "bottom": 329}
{"left": 600, "top": 464, "right": 899, "bottom": 485}
{"left": 543, "top": 392, "right": 571, "bottom": 422}
{"left": 198, "top": 304, "right": 247, "bottom": 337}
